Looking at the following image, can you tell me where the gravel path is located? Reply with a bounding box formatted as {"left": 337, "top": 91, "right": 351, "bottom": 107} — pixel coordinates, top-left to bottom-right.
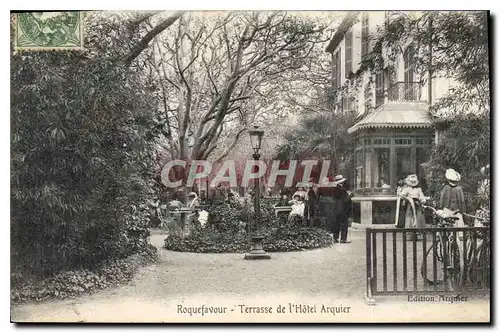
{"left": 11, "top": 229, "right": 490, "bottom": 323}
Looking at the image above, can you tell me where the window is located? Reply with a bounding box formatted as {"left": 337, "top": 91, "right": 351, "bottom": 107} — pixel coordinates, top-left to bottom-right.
{"left": 374, "top": 148, "right": 390, "bottom": 188}
{"left": 416, "top": 137, "right": 433, "bottom": 145}
{"left": 396, "top": 147, "right": 412, "bottom": 180}
{"left": 395, "top": 138, "right": 412, "bottom": 145}
{"left": 404, "top": 44, "right": 416, "bottom": 100}
{"left": 416, "top": 147, "right": 431, "bottom": 191}
{"left": 375, "top": 71, "right": 385, "bottom": 107}
{"left": 374, "top": 138, "right": 391, "bottom": 145}
{"left": 332, "top": 50, "right": 341, "bottom": 91}
{"left": 345, "top": 30, "right": 353, "bottom": 76}
{"left": 364, "top": 83, "right": 372, "bottom": 113}
{"left": 342, "top": 95, "right": 354, "bottom": 113}
{"left": 355, "top": 150, "right": 364, "bottom": 189}
{"left": 361, "top": 13, "right": 369, "bottom": 57}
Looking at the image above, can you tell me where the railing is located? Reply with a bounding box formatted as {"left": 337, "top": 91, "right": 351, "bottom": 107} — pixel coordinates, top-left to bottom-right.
{"left": 365, "top": 226, "right": 490, "bottom": 304}
{"left": 355, "top": 187, "right": 397, "bottom": 196}
{"left": 388, "top": 81, "right": 422, "bottom": 102}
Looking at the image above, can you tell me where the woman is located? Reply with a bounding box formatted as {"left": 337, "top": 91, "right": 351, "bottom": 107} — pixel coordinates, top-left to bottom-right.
{"left": 400, "top": 174, "right": 427, "bottom": 240}
{"left": 395, "top": 177, "right": 408, "bottom": 228}
{"left": 185, "top": 192, "right": 200, "bottom": 235}
{"left": 438, "top": 169, "right": 466, "bottom": 227}
{"left": 293, "top": 186, "right": 308, "bottom": 200}
{"left": 306, "top": 178, "right": 319, "bottom": 227}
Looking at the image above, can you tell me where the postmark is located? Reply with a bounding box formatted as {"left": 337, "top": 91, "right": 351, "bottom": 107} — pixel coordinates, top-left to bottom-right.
{"left": 13, "top": 11, "right": 84, "bottom": 51}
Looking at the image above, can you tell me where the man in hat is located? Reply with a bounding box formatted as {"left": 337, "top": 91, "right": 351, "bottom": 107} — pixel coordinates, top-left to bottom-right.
{"left": 331, "top": 175, "right": 353, "bottom": 243}
{"left": 306, "top": 177, "right": 319, "bottom": 227}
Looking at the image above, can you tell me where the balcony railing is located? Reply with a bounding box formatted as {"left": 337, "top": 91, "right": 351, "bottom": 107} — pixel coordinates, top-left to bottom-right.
{"left": 388, "top": 82, "right": 422, "bottom": 102}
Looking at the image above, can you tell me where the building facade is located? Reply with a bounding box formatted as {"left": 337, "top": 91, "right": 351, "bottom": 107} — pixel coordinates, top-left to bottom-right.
{"left": 325, "top": 11, "right": 456, "bottom": 226}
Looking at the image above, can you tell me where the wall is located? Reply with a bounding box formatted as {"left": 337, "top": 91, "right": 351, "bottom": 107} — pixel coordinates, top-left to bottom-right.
{"left": 328, "top": 11, "right": 462, "bottom": 118}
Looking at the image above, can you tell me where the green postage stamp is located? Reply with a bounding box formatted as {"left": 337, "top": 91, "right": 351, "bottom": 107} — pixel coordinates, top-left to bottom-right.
{"left": 13, "top": 12, "right": 84, "bottom": 50}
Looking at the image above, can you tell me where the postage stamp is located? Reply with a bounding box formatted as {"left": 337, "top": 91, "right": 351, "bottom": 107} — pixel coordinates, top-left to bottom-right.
{"left": 13, "top": 11, "right": 84, "bottom": 51}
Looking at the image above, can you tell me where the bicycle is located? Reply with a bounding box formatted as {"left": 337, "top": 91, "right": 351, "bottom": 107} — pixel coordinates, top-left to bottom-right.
{"left": 462, "top": 209, "right": 490, "bottom": 289}
{"left": 420, "top": 205, "right": 462, "bottom": 290}
{"left": 420, "top": 205, "right": 490, "bottom": 291}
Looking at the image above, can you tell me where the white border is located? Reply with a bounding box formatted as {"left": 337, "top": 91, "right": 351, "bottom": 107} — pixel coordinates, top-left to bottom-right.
{"left": 3, "top": 1, "right": 497, "bottom": 332}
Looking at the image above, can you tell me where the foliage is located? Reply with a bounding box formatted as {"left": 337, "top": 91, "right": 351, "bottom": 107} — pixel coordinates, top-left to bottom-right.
{"left": 275, "top": 110, "right": 359, "bottom": 175}
{"left": 11, "top": 252, "right": 157, "bottom": 304}
{"left": 164, "top": 226, "right": 333, "bottom": 253}
{"left": 359, "top": 11, "right": 489, "bottom": 116}
{"left": 11, "top": 13, "right": 161, "bottom": 277}
{"left": 206, "top": 198, "right": 278, "bottom": 234}
{"left": 423, "top": 114, "right": 490, "bottom": 212}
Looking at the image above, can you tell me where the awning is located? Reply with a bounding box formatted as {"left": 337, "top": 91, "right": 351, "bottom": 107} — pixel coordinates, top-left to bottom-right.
{"left": 347, "top": 102, "right": 434, "bottom": 135}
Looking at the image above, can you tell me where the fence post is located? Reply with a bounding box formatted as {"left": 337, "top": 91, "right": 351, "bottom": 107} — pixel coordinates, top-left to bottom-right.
{"left": 365, "top": 227, "right": 376, "bottom": 305}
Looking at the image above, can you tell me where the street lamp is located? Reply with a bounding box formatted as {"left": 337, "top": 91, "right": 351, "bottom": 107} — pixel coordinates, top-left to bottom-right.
{"left": 245, "top": 126, "right": 271, "bottom": 260}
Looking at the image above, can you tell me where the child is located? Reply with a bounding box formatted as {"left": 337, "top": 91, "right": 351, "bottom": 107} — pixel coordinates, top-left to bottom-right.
{"left": 289, "top": 194, "right": 305, "bottom": 227}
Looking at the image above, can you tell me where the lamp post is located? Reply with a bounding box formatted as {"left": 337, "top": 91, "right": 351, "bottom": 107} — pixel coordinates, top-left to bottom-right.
{"left": 244, "top": 126, "right": 271, "bottom": 260}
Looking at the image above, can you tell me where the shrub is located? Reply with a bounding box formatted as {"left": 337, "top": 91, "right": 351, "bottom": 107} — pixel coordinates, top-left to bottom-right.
{"left": 11, "top": 16, "right": 159, "bottom": 277}
{"left": 11, "top": 251, "right": 157, "bottom": 304}
{"left": 163, "top": 226, "right": 333, "bottom": 253}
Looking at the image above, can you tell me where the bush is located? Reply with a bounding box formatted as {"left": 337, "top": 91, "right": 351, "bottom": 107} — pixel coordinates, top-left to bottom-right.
{"left": 424, "top": 114, "right": 490, "bottom": 214}
{"left": 11, "top": 251, "right": 158, "bottom": 304}
{"left": 11, "top": 15, "right": 160, "bottom": 277}
{"left": 206, "top": 199, "right": 279, "bottom": 234}
{"left": 163, "top": 226, "right": 333, "bottom": 253}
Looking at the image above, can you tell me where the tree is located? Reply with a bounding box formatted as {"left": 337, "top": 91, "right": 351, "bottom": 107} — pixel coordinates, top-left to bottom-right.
{"left": 10, "top": 11, "right": 183, "bottom": 276}
{"left": 143, "top": 12, "right": 328, "bottom": 168}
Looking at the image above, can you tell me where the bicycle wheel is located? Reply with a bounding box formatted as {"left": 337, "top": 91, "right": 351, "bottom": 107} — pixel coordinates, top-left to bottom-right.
{"left": 468, "top": 240, "right": 490, "bottom": 288}
{"left": 421, "top": 235, "right": 445, "bottom": 285}
{"left": 448, "top": 239, "right": 465, "bottom": 291}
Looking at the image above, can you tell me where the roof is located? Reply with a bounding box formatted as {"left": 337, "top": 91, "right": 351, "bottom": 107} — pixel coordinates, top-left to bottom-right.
{"left": 347, "top": 102, "right": 434, "bottom": 134}
{"left": 325, "top": 11, "right": 360, "bottom": 53}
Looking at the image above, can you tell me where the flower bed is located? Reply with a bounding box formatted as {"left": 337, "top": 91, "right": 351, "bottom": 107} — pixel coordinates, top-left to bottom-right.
{"left": 164, "top": 227, "right": 333, "bottom": 253}
{"left": 11, "top": 247, "right": 158, "bottom": 304}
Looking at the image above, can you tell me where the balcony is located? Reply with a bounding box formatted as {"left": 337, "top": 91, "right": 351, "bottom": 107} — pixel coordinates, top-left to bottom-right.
{"left": 388, "top": 82, "right": 423, "bottom": 102}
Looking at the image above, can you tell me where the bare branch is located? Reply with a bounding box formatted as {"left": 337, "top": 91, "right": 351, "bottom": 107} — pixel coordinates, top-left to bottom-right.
{"left": 124, "top": 11, "right": 184, "bottom": 66}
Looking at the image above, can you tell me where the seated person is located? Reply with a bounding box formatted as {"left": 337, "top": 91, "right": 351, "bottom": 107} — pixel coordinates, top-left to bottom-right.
{"left": 289, "top": 195, "right": 305, "bottom": 226}
{"left": 278, "top": 188, "right": 291, "bottom": 206}
{"left": 379, "top": 179, "right": 391, "bottom": 189}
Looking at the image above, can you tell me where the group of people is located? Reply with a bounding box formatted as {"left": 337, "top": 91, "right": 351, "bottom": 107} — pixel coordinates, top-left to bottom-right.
{"left": 395, "top": 167, "right": 488, "bottom": 240}
{"left": 279, "top": 175, "right": 354, "bottom": 244}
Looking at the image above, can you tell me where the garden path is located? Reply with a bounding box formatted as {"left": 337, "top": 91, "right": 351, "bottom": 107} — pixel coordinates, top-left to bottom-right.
{"left": 11, "top": 230, "right": 489, "bottom": 323}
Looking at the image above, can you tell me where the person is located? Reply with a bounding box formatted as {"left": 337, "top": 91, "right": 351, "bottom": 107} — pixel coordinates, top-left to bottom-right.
{"left": 306, "top": 178, "right": 319, "bottom": 227}
{"left": 330, "top": 175, "right": 353, "bottom": 243}
{"left": 289, "top": 194, "right": 305, "bottom": 227}
{"left": 475, "top": 164, "right": 490, "bottom": 227}
{"left": 318, "top": 176, "right": 338, "bottom": 238}
{"left": 399, "top": 174, "right": 427, "bottom": 240}
{"left": 396, "top": 177, "right": 406, "bottom": 196}
{"left": 438, "top": 168, "right": 466, "bottom": 227}
{"left": 395, "top": 177, "right": 408, "bottom": 228}
{"left": 209, "top": 184, "right": 225, "bottom": 204}
{"left": 186, "top": 192, "right": 200, "bottom": 209}
{"left": 293, "top": 186, "right": 308, "bottom": 200}
{"left": 278, "top": 188, "right": 290, "bottom": 206}
{"left": 379, "top": 179, "right": 391, "bottom": 189}
{"left": 199, "top": 189, "right": 207, "bottom": 204}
